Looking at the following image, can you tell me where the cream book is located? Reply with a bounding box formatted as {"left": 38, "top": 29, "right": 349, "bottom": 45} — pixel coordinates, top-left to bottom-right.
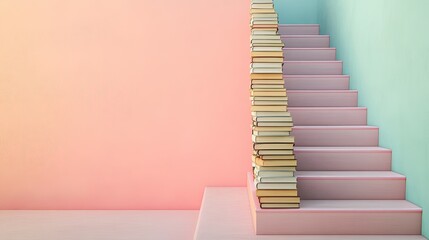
{"left": 256, "top": 189, "right": 298, "bottom": 197}
{"left": 258, "top": 155, "right": 296, "bottom": 160}
{"left": 255, "top": 158, "right": 297, "bottom": 167}
{"left": 250, "top": 68, "right": 282, "bottom": 74}
{"left": 253, "top": 116, "right": 293, "bottom": 122}
{"left": 261, "top": 203, "right": 300, "bottom": 209}
{"left": 250, "top": 73, "right": 283, "bottom": 80}
{"left": 251, "top": 46, "right": 283, "bottom": 52}
{"left": 253, "top": 143, "right": 293, "bottom": 150}
{"left": 250, "top": 8, "right": 276, "bottom": 14}
{"left": 251, "top": 85, "right": 284, "bottom": 90}
{"left": 251, "top": 29, "right": 277, "bottom": 35}
{"left": 255, "top": 165, "right": 296, "bottom": 171}
{"left": 251, "top": 96, "right": 287, "bottom": 100}
{"left": 252, "top": 80, "right": 284, "bottom": 85}
{"left": 253, "top": 130, "right": 290, "bottom": 136}
{"left": 250, "top": 105, "right": 286, "bottom": 112}
{"left": 250, "top": 91, "right": 286, "bottom": 97}
{"left": 254, "top": 122, "right": 293, "bottom": 127}
{"left": 251, "top": 13, "right": 278, "bottom": 18}
{"left": 251, "top": 3, "right": 274, "bottom": 9}
{"left": 255, "top": 181, "right": 297, "bottom": 190}
{"left": 254, "top": 170, "right": 295, "bottom": 178}
{"left": 251, "top": 99, "right": 287, "bottom": 105}
{"left": 251, "top": 111, "right": 290, "bottom": 117}
{"left": 251, "top": 39, "right": 283, "bottom": 44}
{"left": 252, "top": 135, "right": 294, "bottom": 143}
{"left": 256, "top": 176, "right": 297, "bottom": 183}
{"left": 252, "top": 57, "right": 283, "bottom": 63}
{"left": 250, "top": 34, "right": 281, "bottom": 40}
{"left": 251, "top": 51, "right": 283, "bottom": 58}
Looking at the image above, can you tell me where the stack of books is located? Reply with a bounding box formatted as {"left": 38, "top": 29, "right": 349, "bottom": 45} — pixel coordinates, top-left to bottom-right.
{"left": 250, "top": 0, "right": 300, "bottom": 209}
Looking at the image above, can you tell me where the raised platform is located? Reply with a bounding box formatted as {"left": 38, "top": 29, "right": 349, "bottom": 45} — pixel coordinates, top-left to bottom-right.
{"left": 194, "top": 187, "right": 425, "bottom": 239}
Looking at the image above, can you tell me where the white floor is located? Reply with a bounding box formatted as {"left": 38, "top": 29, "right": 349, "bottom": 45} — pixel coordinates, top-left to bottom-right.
{"left": 0, "top": 210, "right": 199, "bottom": 240}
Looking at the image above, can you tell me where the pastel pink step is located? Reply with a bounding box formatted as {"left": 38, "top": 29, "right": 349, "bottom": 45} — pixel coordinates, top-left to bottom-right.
{"left": 287, "top": 90, "right": 358, "bottom": 107}
{"left": 195, "top": 187, "right": 424, "bottom": 239}
{"left": 282, "top": 35, "right": 330, "bottom": 48}
{"left": 297, "top": 171, "right": 406, "bottom": 200}
{"left": 284, "top": 48, "right": 336, "bottom": 61}
{"left": 247, "top": 174, "right": 422, "bottom": 235}
{"left": 284, "top": 61, "right": 342, "bottom": 75}
{"left": 278, "top": 24, "right": 319, "bottom": 35}
{"left": 295, "top": 147, "right": 392, "bottom": 171}
{"left": 292, "top": 126, "right": 379, "bottom": 146}
{"left": 289, "top": 107, "right": 367, "bottom": 126}
{"left": 285, "top": 75, "right": 350, "bottom": 90}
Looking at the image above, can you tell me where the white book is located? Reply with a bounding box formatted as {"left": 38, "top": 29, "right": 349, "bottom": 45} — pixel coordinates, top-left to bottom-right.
{"left": 252, "top": 29, "right": 278, "bottom": 35}
{"left": 251, "top": 35, "right": 281, "bottom": 40}
{"left": 252, "top": 13, "right": 278, "bottom": 18}
{"left": 251, "top": 62, "right": 283, "bottom": 68}
{"left": 255, "top": 181, "right": 297, "bottom": 190}
{"left": 251, "top": 46, "right": 283, "bottom": 52}
{"left": 251, "top": 0, "right": 273, "bottom": 4}
{"left": 256, "top": 176, "right": 297, "bottom": 183}
{"left": 253, "top": 130, "right": 291, "bottom": 136}
{"left": 251, "top": 3, "right": 274, "bottom": 9}
{"left": 251, "top": 111, "right": 291, "bottom": 117}
{"left": 250, "top": 68, "right": 282, "bottom": 74}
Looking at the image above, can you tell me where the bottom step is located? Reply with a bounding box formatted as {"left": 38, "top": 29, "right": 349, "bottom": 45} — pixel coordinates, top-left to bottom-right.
{"left": 194, "top": 187, "right": 424, "bottom": 239}
{"left": 247, "top": 173, "right": 422, "bottom": 235}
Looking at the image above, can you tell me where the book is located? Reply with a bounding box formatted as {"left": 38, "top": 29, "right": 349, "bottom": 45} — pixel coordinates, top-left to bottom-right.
{"left": 250, "top": 105, "right": 287, "bottom": 112}
{"left": 250, "top": 91, "right": 286, "bottom": 97}
{"left": 251, "top": 51, "right": 283, "bottom": 58}
{"left": 256, "top": 176, "right": 296, "bottom": 183}
{"left": 253, "top": 116, "right": 293, "bottom": 122}
{"left": 255, "top": 165, "right": 296, "bottom": 171}
{"left": 253, "top": 130, "right": 290, "bottom": 136}
{"left": 250, "top": 68, "right": 282, "bottom": 74}
{"left": 253, "top": 149, "right": 295, "bottom": 156}
{"left": 251, "top": 111, "right": 290, "bottom": 117}
{"left": 259, "top": 196, "right": 301, "bottom": 204}
{"left": 251, "top": 63, "right": 283, "bottom": 68}
{"left": 252, "top": 126, "right": 292, "bottom": 132}
{"left": 251, "top": 46, "right": 283, "bottom": 52}
{"left": 250, "top": 8, "right": 276, "bottom": 14}
{"left": 252, "top": 135, "right": 294, "bottom": 143}
{"left": 255, "top": 170, "right": 295, "bottom": 178}
{"left": 253, "top": 121, "right": 293, "bottom": 127}
{"left": 251, "top": 88, "right": 285, "bottom": 91}
{"left": 251, "top": 85, "right": 284, "bottom": 90}
{"left": 251, "top": 39, "right": 283, "bottom": 44}
{"left": 252, "top": 57, "right": 283, "bottom": 63}
{"left": 255, "top": 182, "right": 297, "bottom": 190}
{"left": 252, "top": 29, "right": 278, "bottom": 35}
{"left": 251, "top": 3, "right": 274, "bottom": 9}
{"left": 253, "top": 143, "right": 294, "bottom": 150}
{"left": 258, "top": 155, "right": 296, "bottom": 160}
{"left": 251, "top": 80, "right": 285, "bottom": 85}
{"left": 255, "top": 158, "right": 297, "bottom": 167}
{"left": 250, "top": 73, "right": 283, "bottom": 80}
{"left": 256, "top": 189, "right": 298, "bottom": 197}
{"left": 251, "top": 13, "right": 278, "bottom": 18}
{"left": 261, "top": 203, "right": 300, "bottom": 209}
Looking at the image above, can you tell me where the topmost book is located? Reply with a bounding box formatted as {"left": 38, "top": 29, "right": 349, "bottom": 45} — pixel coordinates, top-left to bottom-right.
{"left": 251, "top": 3, "right": 274, "bottom": 9}
{"left": 251, "top": 0, "right": 274, "bottom": 4}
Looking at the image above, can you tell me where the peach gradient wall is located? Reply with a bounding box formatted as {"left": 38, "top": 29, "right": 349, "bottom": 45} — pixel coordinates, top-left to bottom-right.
{"left": 0, "top": 0, "right": 251, "bottom": 209}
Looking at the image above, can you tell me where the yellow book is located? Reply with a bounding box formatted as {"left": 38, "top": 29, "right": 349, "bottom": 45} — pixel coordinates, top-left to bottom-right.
{"left": 256, "top": 189, "right": 298, "bottom": 197}
{"left": 255, "top": 158, "right": 297, "bottom": 167}
{"left": 251, "top": 105, "right": 287, "bottom": 112}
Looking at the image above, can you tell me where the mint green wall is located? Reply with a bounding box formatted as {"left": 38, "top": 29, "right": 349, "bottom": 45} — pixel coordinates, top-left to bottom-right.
{"left": 277, "top": 0, "right": 429, "bottom": 237}
{"left": 274, "top": 0, "right": 319, "bottom": 24}
{"left": 318, "top": 1, "right": 429, "bottom": 236}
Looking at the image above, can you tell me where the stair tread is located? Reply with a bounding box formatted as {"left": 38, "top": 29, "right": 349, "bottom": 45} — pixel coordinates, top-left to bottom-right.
{"left": 296, "top": 171, "right": 405, "bottom": 179}
{"left": 281, "top": 35, "right": 328, "bottom": 37}
{"left": 284, "top": 74, "right": 350, "bottom": 77}
{"left": 288, "top": 90, "right": 356, "bottom": 93}
{"left": 284, "top": 60, "right": 342, "bottom": 63}
{"left": 284, "top": 47, "right": 336, "bottom": 50}
{"left": 280, "top": 24, "right": 320, "bottom": 26}
{"left": 289, "top": 107, "right": 366, "bottom": 110}
{"left": 294, "top": 146, "right": 390, "bottom": 152}
{"left": 293, "top": 125, "right": 378, "bottom": 130}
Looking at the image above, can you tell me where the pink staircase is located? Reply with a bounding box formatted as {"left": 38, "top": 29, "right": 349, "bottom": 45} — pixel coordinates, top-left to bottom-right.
{"left": 193, "top": 24, "right": 424, "bottom": 239}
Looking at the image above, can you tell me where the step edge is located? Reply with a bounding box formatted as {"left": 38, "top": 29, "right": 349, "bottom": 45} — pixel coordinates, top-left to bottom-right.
{"left": 284, "top": 75, "right": 350, "bottom": 78}
{"left": 281, "top": 35, "right": 329, "bottom": 38}
{"left": 284, "top": 60, "right": 342, "bottom": 63}
{"left": 284, "top": 47, "right": 336, "bottom": 50}
{"left": 294, "top": 147, "right": 391, "bottom": 153}
{"left": 292, "top": 126, "right": 378, "bottom": 130}
{"left": 287, "top": 90, "right": 357, "bottom": 93}
{"left": 289, "top": 107, "right": 366, "bottom": 110}
{"left": 279, "top": 24, "right": 320, "bottom": 27}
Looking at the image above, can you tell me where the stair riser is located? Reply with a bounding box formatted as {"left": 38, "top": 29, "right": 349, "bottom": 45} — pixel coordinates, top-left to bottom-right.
{"left": 282, "top": 36, "right": 330, "bottom": 48}
{"left": 255, "top": 212, "right": 422, "bottom": 235}
{"left": 287, "top": 91, "right": 358, "bottom": 107}
{"left": 298, "top": 179, "right": 405, "bottom": 200}
{"left": 292, "top": 128, "right": 379, "bottom": 146}
{"left": 289, "top": 108, "right": 367, "bottom": 125}
{"left": 296, "top": 151, "right": 392, "bottom": 171}
{"left": 284, "top": 48, "right": 336, "bottom": 61}
{"left": 285, "top": 76, "right": 350, "bottom": 90}
{"left": 284, "top": 62, "right": 342, "bottom": 75}
{"left": 278, "top": 25, "right": 319, "bottom": 35}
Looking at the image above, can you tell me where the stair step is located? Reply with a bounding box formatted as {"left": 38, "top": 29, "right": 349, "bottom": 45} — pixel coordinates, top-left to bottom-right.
{"left": 284, "top": 61, "right": 342, "bottom": 75}
{"left": 285, "top": 75, "right": 350, "bottom": 90}
{"left": 282, "top": 35, "right": 330, "bottom": 48}
{"left": 247, "top": 175, "right": 422, "bottom": 235}
{"left": 292, "top": 126, "right": 379, "bottom": 147}
{"left": 295, "top": 147, "right": 392, "bottom": 171}
{"left": 284, "top": 48, "right": 336, "bottom": 60}
{"left": 278, "top": 24, "right": 320, "bottom": 35}
{"left": 194, "top": 187, "right": 424, "bottom": 238}
{"left": 287, "top": 90, "right": 358, "bottom": 107}
{"left": 289, "top": 107, "right": 367, "bottom": 126}
{"left": 297, "top": 171, "right": 405, "bottom": 200}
